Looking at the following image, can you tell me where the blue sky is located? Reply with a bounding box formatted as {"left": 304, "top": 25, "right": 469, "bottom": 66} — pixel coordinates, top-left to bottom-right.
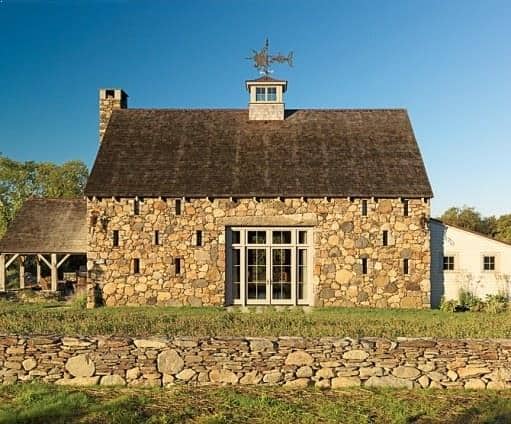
{"left": 0, "top": 0, "right": 510, "bottom": 217}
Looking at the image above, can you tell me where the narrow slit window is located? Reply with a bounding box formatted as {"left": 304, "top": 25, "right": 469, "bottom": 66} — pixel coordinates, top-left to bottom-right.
{"left": 403, "top": 199, "right": 409, "bottom": 216}
{"left": 361, "top": 199, "right": 368, "bottom": 216}
{"left": 362, "top": 258, "right": 368, "bottom": 275}
{"left": 174, "top": 258, "right": 181, "bottom": 275}
{"left": 154, "top": 230, "right": 160, "bottom": 245}
{"left": 382, "top": 230, "right": 388, "bottom": 246}
{"left": 175, "top": 199, "right": 182, "bottom": 215}
{"left": 112, "top": 230, "right": 119, "bottom": 247}
{"left": 196, "top": 230, "right": 203, "bottom": 247}
{"left": 133, "top": 258, "right": 140, "bottom": 274}
{"left": 403, "top": 258, "right": 409, "bottom": 275}
{"left": 133, "top": 199, "right": 140, "bottom": 215}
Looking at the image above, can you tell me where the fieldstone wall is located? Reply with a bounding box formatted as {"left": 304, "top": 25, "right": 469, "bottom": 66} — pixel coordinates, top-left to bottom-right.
{"left": 1, "top": 335, "right": 510, "bottom": 389}
{"left": 87, "top": 197, "right": 430, "bottom": 308}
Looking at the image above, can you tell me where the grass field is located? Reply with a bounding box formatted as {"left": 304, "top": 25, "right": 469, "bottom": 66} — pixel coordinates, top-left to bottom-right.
{"left": 1, "top": 300, "right": 511, "bottom": 338}
{"left": 0, "top": 383, "right": 510, "bottom": 424}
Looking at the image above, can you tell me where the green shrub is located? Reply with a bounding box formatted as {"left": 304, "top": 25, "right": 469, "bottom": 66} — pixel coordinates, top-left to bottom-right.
{"left": 458, "top": 289, "right": 484, "bottom": 311}
{"left": 439, "top": 297, "right": 457, "bottom": 313}
{"left": 485, "top": 294, "right": 509, "bottom": 314}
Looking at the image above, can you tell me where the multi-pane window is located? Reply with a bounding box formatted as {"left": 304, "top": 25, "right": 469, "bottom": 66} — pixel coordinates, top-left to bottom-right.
{"left": 443, "top": 256, "right": 455, "bottom": 271}
{"left": 133, "top": 258, "right": 140, "bottom": 274}
{"left": 255, "top": 86, "right": 277, "bottom": 101}
{"left": 362, "top": 258, "right": 368, "bottom": 275}
{"left": 267, "top": 87, "right": 277, "bottom": 101}
{"left": 483, "top": 256, "right": 495, "bottom": 271}
{"left": 256, "top": 87, "right": 266, "bottom": 101}
{"left": 196, "top": 230, "right": 203, "bottom": 247}
{"left": 403, "top": 258, "right": 410, "bottom": 275}
{"left": 382, "top": 230, "right": 388, "bottom": 246}
{"left": 361, "top": 199, "right": 368, "bottom": 216}
{"left": 112, "top": 230, "right": 119, "bottom": 247}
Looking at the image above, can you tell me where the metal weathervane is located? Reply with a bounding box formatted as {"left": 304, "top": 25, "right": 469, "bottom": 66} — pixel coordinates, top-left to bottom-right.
{"left": 247, "top": 38, "right": 293, "bottom": 76}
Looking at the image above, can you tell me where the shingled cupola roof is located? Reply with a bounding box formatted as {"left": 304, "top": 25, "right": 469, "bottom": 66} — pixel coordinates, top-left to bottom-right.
{"left": 85, "top": 106, "right": 433, "bottom": 199}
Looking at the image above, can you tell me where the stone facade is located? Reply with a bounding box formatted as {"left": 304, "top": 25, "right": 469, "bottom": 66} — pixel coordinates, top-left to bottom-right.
{"left": 87, "top": 196, "right": 430, "bottom": 308}
{"left": 1, "top": 335, "right": 511, "bottom": 390}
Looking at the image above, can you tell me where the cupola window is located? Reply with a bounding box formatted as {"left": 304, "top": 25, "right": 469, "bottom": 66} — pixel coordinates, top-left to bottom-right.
{"left": 255, "top": 86, "right": 277, "bottom": 102}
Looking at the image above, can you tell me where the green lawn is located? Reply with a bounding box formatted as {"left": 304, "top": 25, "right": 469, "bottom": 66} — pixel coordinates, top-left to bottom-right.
{"left": 0, "top": 383, "right": 510, "bottom": 423}
{"left": 1, "top": 300, "right": 511, "bottom": 338}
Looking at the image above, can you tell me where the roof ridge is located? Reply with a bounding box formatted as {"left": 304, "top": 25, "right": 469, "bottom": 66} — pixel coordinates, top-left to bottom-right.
{"left": 432, "top": 219, "right": 511, "bottom": 247}
{"left": 116, "top": 108, "right": 408, "bottom": 112}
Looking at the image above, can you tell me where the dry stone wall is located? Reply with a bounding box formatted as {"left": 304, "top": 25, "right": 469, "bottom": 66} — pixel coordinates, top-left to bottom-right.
{"left": 1, "top": 335, "right": 511, "bottom": 390}
{"left": 87, "top": 197, "right": 430, "bottom": 308}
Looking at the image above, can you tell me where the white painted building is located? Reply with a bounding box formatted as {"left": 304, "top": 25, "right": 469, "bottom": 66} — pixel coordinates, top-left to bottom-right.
{"left": 430, "top": 219, "right": 511, "bottom": 307}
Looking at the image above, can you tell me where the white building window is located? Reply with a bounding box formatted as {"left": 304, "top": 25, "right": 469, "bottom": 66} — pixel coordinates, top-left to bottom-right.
{"left": 443, "top": 256, "right": 455, "bottom": 271}
{"left": 483, "top": 255, "right": 496, "bottom": 271}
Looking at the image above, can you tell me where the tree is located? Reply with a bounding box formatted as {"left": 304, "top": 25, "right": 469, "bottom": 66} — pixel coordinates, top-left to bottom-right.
{"left": 495, "top": 214, "right": 511, "bottom": 244}
{"left": 0, "top": 155, "right": 88, "bottom": 237}
{"left": 439, "top": 205, "right": 511, "bottom": 244}
{"left": 439, "top": 206, "right": 495, "bottom": 235}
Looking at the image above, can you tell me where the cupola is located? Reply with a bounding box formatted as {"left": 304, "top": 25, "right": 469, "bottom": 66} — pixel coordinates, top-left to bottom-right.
{"left": 246, "top": 76, "right": 287, "bottom": 121}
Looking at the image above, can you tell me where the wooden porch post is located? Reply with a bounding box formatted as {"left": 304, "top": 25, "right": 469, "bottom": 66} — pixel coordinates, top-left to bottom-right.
{"left": 51, "top": 254, "right": 57, "bottom": 292}
{"left": 19, "top": 256, "right": 25, "bottom": 290}
{"left": 0, "top": 254, "right": 5, "bottom": 292}
{"left": 36, "top": 257, "right": 41, "bottom": 285}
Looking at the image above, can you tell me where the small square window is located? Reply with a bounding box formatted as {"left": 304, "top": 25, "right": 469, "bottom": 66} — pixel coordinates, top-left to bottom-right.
{"left": 443, "top": 256, "right": 455, "bottom": 271}
{"left": 361, "top": 199, "right": 368, "bottom": 217}
{"left": 382, "top": 230, "right": 388, "bottom": 246}
{"left": 112, "top": 230, "right": 119, "bottom": 247}
{"left": 483, "top": 256, "right": 495, "bottom": 271}
{"left": 133, "top": 258, "right": 140, "bottom": 274}
{"left": 196, "top": 230, "right": 203, "bottom": 247}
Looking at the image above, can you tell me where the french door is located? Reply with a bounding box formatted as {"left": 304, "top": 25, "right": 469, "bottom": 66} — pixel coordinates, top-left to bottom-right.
{"left": 227, "top": 228, "right": 312, "bottom": 305}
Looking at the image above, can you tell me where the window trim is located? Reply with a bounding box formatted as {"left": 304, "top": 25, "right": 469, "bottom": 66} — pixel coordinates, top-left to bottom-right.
{"left": 482, "top": 253, "right": 497, "bottom": 272}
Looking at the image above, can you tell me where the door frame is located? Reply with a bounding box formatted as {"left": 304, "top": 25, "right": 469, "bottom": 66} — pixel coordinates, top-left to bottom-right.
{"left": 226, "top": 227, "right": 313, "bottom": 306}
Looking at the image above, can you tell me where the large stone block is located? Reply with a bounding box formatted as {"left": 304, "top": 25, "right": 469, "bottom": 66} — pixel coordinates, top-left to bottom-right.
{"left": 157, "top": 349, "right": 184, "bottom": 375}
{"left": 65, "top": 355, "right": 95, "bottom": 378}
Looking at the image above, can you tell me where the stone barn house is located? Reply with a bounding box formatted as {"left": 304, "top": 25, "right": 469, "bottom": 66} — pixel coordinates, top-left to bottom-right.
{"left": 82, "top": 76, "right": 433, "bottom": 308}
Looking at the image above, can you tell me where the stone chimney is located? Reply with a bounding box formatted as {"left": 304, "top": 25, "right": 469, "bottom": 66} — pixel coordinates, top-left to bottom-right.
{"left": 99, "top": 88, "right": 128, "bottom": 143}
{"left": 246, "top": 77, "right": 287, "bottom": 120}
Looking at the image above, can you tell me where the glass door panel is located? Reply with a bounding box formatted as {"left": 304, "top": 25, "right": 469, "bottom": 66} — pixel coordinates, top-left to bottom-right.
{"left": 297, "top": 249, "right": 307, "bottom": 302}
{"left": 271, "top": 248, "right": 292, "bottom": 302}
{"left": 247, "top": 248, "right": 267, "bottom": 301}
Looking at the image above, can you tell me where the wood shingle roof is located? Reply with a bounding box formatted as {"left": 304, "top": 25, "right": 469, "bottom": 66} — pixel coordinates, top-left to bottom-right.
{"left": 85, "top": 108, "right": 433, "bottom": 198}
{"left": 0, "top": 198, "right": 87, "bottom": 254}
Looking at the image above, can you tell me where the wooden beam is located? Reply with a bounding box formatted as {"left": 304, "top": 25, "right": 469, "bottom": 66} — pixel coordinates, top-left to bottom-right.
{"left": 56, "top": 254, "right": 71, "bottom": 269}
{"left": 19, "top": 256, "right": 25, "bottom": 290}
{"left": 0, "top": 254, "right": 5, "bottom": 292}
{"left": 51, "top": 253, "right": 57, "bottom": 292}
{"left": 5, "top": 254, "right": 19, "bottom": 268}
{"left": 37, "top": 254, "right": 51, "bottom": 269}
